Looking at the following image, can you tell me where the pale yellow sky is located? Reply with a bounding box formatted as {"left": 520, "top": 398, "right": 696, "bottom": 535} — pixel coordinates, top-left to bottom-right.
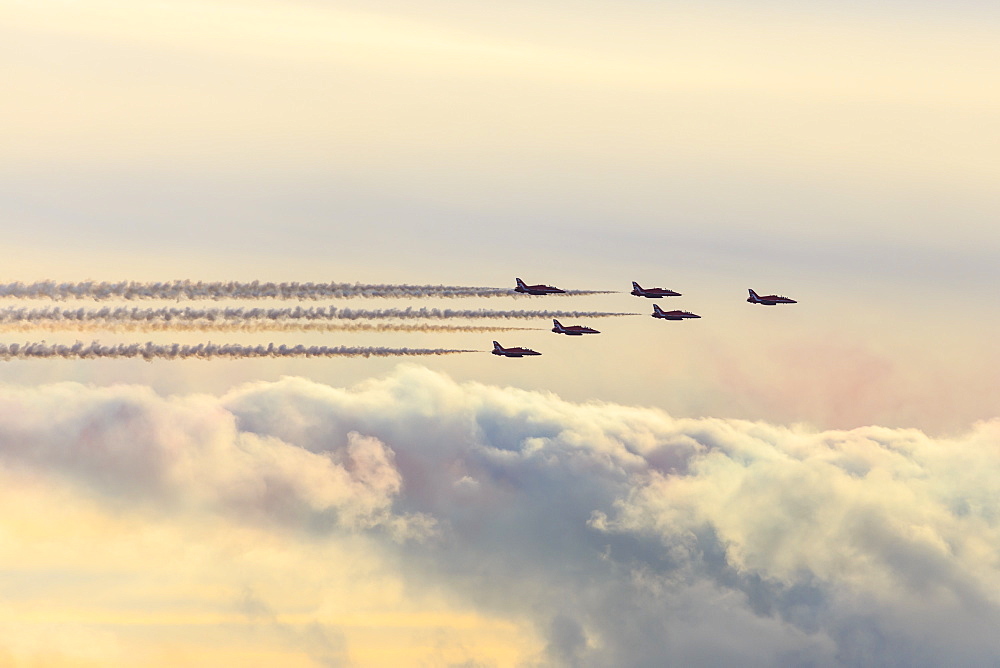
{"left": 1, "top": 0, "right": 998, "bottom": 427}
{"left": 4, "top": 0, "right": 998, "bottom": 194}
{"left": 0, "top": 463, "right": 538, "bottom": 666}
{"left": 1, "top": 6, "right": 999, "bottom": 661}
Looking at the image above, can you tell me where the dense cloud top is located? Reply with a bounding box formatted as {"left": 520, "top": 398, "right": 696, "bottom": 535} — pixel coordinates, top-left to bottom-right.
{"left": 0, "top": 366, "right": 997, "bottom": 666}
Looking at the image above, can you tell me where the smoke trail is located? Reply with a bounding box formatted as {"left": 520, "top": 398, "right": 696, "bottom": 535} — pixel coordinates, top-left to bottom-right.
{"left": 0, "top": 281, "right": 613, "bottom": 301}
{"left": 0, "top": 321, "right": 540, "bottom": 334}
{"left": 0, "top": 342, "right": 478, "bottom": 361}
{"left": 0, "top": 306, "right": 638, "bottom": 322}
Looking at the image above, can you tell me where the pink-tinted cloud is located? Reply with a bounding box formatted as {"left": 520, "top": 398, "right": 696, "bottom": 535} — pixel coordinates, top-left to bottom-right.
{"left": 0, "top": 366, "right": 998, "bottom": 665}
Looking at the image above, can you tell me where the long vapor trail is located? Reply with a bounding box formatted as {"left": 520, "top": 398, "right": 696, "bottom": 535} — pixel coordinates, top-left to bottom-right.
{"left": 0, "top": 281, "right": 614, "bottom": 300}
{"left": 0, "top": 322, "right": 540, "bottom": 334}
{"left": 0, "top": 306, "right": 638, "bottom": 322}
{"left": 0, "top": 342, "right": 478, "bottom": 361}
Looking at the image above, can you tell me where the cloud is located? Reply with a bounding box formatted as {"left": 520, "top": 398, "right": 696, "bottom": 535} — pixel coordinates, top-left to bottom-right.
{"left": 0, "top": 381, "right": 433, "bottom": 539}
{"left": 236, "top": 587, "right": 348, "bottom": 668}
{"left": 221, "top": 367, "right": 1000, "bottom": 666}
{"left": 0, "top": 366, "right": 998, "bottom": 665}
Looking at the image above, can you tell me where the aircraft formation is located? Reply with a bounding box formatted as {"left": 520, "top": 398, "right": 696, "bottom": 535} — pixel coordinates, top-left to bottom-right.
{"left": 0, "top": 277, "right": 794, "bottom": 361}
{"left": 495, "top": 278, "right": 795, "bottom": 357}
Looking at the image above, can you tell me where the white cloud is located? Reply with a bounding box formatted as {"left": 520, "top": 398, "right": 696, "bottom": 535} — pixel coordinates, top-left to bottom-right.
{"left": 0, "top": 381, "right": 433, "bottom": 539}
{"left": 0, "top": 365, "right": 998, "bottom": 665}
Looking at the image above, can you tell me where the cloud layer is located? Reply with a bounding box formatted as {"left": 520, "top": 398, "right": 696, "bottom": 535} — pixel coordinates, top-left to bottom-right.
{"left": 0, "top": 366, "right": 997, "bottom": 665}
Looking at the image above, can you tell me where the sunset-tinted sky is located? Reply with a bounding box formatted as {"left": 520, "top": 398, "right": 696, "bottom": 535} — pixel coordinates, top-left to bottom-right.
{"left": 1, "top": 1, "right": 999, "bottom": 665}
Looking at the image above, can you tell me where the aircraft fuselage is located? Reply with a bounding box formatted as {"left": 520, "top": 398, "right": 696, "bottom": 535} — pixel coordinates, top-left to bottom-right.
{"left": 492, "top": 341, "right": 541, "bottom": 357}
{"left": 515, "top": 278, "right": 565, "bottom": 295}
{"left": 747, "top": 289, "right": 797, "bottom": 305}
{"left": 631, "top": 282, "right": 681, "bottom": 298}
{"left": 653, "top": 311, "right": 700, "bottom": 320}
{"left": 552, "top": 320, "right": 600, "bottom": 335}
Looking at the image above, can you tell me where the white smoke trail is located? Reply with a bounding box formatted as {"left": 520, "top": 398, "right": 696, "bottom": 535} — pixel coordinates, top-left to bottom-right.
{"left": 0, "top": 342, "right": 479, "bottom": 361}
{"left": 0, "top": 306, "right": 637, "bottom": 322}
{"left": 0, "top": 321, "right": 540, "bottom": 334}
{"left": 0, "top": 281, "right": 615, "bottom": 300}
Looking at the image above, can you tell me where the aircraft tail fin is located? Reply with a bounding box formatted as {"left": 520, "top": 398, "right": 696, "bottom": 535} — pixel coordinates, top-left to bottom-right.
{"left": 653, "top": 304, "right": 663, "bottom": 315}
{"left": 552, "top": 319, "right": 562, "bottom": 329}
{"left": 748, "top": 289, "right": 759, "bottom": 301}
{"left": 515, "top": 278, "right": 526, "bottom": 288}
{"left": 493, "top": 341, "right": 502, "bottom": 351}
{"left": 632, "top": 281, "right": 642, "bottom": 291}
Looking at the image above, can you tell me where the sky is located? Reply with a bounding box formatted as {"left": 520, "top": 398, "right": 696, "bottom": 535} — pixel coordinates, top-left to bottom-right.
{"left": 1, "top": 0, "right": 999, "bottom": 665}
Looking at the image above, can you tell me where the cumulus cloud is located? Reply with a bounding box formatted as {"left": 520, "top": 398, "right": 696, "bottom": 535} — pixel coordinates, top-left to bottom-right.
{"left": 0, "top": 366, "right": 998, "bottom": 666}
{"left": 221, "top": 367, "right": 1000, "bottom": 666}
{"left": 0, "top": 381, "right": 433, "bottom": 539}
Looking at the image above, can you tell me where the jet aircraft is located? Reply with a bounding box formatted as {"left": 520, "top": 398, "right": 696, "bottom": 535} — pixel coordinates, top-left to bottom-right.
{"left": 747, "top": 289, "right": 797, "bottom": 305}
{"left": 652, "top": 304, "right": 701, "bottom": 320}
{"left": 492, "top": 341, "right": 542, "bottom": 357}
{"left": 631, "top": 281, "right": 681, "bottom": 298}
{"left": 551, "top": 319, "right": 600, "bottom": 335}
{"left": 514, "top": 278, "right": 565, "bottom": 295}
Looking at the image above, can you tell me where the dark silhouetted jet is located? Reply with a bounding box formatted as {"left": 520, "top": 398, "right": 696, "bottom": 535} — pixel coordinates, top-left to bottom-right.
{"left": 652, "top": 304, "right": 701, "bottom": 320}
{"left": 747, "top": 289, "right": 797, "bottom": 305}
{"left": 551, "top": 319, "right": 600, "bottom": 335}
{"left": 631, "top": 281, "right": 681, "bottom": 298}
{"left": 492, "top": 341, "right": 542, "bottom": 357}
{"left": 515, "top": 278, "right": 565, "bottom": 295}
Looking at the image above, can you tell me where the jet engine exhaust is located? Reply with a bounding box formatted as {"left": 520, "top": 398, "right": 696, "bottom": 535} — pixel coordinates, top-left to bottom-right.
{"left": 0, "top": 321, "right": 540, "bottom": 334}
{"left": 0, "top": 306, "right": 638, "bottom": 323}
{"left": 0, "top": 342, "right": 479, "bottom": 361}
{"left": 0, "top": 281, "right": 613, "bottom": 301}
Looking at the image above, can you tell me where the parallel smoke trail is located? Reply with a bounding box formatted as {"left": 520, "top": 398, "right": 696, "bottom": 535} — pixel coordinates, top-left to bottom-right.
{"left": 0, "top": 281, "right": 613, "bottom": 300}
{"left": 0, "top": 306, "right": 638, "bottom": 322}
{"left": 0, "top": 322, "right": 540, "bottom": 334}
{"left": 0, "top": 342, "right": 478, "bottom": 361}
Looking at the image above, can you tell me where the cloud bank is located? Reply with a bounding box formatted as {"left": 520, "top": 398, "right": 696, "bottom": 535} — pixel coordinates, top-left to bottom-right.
{"left": 0, "top": 366, "right": 997, "bottom": 665}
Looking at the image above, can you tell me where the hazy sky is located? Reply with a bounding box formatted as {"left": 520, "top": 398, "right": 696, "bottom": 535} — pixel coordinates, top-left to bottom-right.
{"left": 1, "top": 1, "right": 999, "bottom": 665}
